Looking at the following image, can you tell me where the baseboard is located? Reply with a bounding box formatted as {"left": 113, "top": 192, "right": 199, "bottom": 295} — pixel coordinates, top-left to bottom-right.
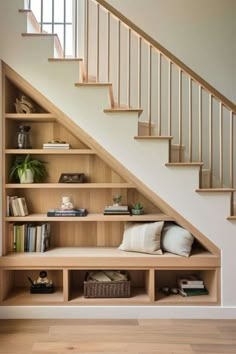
{"left": 1, "top": 306, "right": 236, "bottom": 319}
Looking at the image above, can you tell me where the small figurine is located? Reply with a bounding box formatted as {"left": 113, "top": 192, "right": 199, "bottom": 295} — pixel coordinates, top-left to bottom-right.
{"left": 61, "top": 196, "right": 74, "bottom": 210}
{"left": 36, "top": 271, "right": 50, "bottom": 284}
{"left": 15, "top": 95, "right": 36, "bottom": 114}
{"left": 113, "top": 194, "right": 122, "bottom": 206}
{"left": 28, "top": 271, "right": 54, "bottom": 294}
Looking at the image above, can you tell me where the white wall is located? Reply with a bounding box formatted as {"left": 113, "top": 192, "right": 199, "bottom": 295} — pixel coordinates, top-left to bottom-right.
{"left": 107, "top": 0, "right": 236, "bottom": 103}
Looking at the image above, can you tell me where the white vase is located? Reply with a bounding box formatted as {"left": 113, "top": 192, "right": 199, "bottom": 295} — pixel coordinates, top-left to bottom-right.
{"left": 19, "top": 169, "right": 34, "bottom": 184}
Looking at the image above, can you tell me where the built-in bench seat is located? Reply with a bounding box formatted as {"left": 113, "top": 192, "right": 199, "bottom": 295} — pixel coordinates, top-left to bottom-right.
{"left": 0, "top": 247, "right": 220, "bottom": 268}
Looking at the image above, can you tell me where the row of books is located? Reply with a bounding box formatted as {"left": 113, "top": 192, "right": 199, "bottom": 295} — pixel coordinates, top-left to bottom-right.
{"left": 177, "top": 274, "right": 208, "bottom": 297}
{"left": 10, "top": 223, "right": 50, "bottom": 253}
{"left": 43, "top": 143, "right": 70, "bottom": 150}
{"left": 104, "top": 205, "right": 130, "bottom": 215}
{"left": 7, "top": 196, "right": 29, "bottom": 217}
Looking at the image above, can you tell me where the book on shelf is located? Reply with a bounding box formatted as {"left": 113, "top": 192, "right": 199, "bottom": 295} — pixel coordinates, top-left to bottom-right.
{"left": 17, "top": 197, "right": 29, "bottom": 216}
{"left": 104, "top": 205, "right": 129, "bottom": 211}
{"left": 104, "top": 205, "right": 130, "bottom": 215}
{"left": 43, "top": 143, "right": 70, "bottom": 149}
{"left": 47, "top": 208, "right": 88, "bottom": 217}
{"left": 41, "top": 223, "right": 51, "bottom": 252}
{"left": 7, "top": 196, "right": 29, "bottom": 217}
{"left": 178, "top": 288, "right": 209, "bottom": 297}
{"left": 177, "top": 274, "right": 204, "bottom": 285}
{"left": 12, "top": 222, "right": 50, "bottom": 253}
{"left": 177, "top": 278, "right": 204, "bottom": 289}
{"left": 103, "top": 211, "right": 131, "bottom": 215}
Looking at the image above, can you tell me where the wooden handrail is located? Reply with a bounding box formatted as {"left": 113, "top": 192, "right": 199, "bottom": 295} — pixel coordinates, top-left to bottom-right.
{"left": 96, "top": 0, "right": 236, "bottom": 113}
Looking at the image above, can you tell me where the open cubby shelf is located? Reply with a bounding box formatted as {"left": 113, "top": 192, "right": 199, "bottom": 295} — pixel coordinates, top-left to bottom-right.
{"left": 0, "top": 65, "right": 221, "bottom": 306}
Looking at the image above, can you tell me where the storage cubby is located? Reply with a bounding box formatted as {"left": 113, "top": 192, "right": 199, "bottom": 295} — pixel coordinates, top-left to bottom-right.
{"left": 0, "top": 64, "right": 221, "bottom": 307}
{"left": 5, "top": 119, "right": 90, "bottom": 150}
{"left": 4, "top": 78, "right": 46, "bottom": 114}
{"left": 0, "top": 269, "right": 64, "bottom": 305}
{"left": 68, "top": 269, "right": 151, "bottom": 304}
{"left": 155, "top": 269, "right": 219, "bottom": 305}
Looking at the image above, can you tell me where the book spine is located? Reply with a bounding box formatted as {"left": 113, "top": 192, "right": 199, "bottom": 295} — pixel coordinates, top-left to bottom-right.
{"left": 17, "top": 197, "right": 29, "bottom": 216}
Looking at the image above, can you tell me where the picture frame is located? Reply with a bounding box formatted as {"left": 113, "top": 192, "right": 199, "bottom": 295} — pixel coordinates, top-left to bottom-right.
{"left": 58, "top": 173, "right": 85, "bottom": 183}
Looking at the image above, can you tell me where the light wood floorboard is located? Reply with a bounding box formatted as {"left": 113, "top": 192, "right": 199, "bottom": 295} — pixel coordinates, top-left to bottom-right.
{"left": 0, "top": 319, "right": 235, "bottom": 353}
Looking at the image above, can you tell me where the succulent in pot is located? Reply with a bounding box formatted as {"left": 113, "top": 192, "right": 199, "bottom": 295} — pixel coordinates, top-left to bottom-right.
{"left": 9, "top": 154, "right": 47, "bottom": 183}
{"left": 131, "top": 203, "right": 144, "bottom": 215}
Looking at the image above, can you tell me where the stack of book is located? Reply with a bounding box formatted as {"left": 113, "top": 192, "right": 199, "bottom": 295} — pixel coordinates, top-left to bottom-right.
{"left": 7, "top": 196, "right": 29, "bottom": 217}
{"left": 10, "top": 222, "right": 50, "bottom": 253}
{"left": 177, "top": 274, "right": 208, "bottom": 297}
{"left": 43, "top": 143, "right": 70, "bottom": 150}
{"left": 47, "top": 208, "right": 88, "bottom": 217}
{"left": 104, "top": 205, "right": 130, "bottom": 215}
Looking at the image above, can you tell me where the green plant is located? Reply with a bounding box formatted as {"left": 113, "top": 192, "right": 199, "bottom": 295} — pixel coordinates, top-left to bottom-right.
{"left": 132, "top": 203, "right": 144, "bottom": 210}
{"left": 10, "top": 154, "right": 47, "bottom": 182}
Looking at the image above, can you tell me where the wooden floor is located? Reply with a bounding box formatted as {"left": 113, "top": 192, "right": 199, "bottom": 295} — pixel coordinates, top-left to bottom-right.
{"left": 0, "top": 319, "right": 236, "bottom": 353}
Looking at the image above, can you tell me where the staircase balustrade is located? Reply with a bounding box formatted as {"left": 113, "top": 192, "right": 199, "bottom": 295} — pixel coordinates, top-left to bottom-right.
{"left": 26, "top": 0, "right": 236, "bottom": 206}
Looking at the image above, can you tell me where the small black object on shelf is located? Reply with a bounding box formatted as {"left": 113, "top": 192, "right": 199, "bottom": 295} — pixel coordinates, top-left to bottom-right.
{"left": 28, "top": 271, "right": 55, "bottom": 294}
{"left": 58, "top": 173, "right": 85, "bottom": 183}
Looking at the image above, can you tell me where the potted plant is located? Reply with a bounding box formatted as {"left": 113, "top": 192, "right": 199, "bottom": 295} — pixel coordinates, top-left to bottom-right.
{"left": 131, "top": 203, "right": 144, "bottom": 215}
{"left": 10, "top": 154, "right": 47, "bottom": 183}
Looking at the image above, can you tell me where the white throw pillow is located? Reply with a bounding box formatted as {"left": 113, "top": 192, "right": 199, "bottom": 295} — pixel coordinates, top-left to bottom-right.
{"left": 118, "top": 221, "right": 164, "bottom": 255}
{"left": 161, "top": 222, "right": 194, "bottom": 257}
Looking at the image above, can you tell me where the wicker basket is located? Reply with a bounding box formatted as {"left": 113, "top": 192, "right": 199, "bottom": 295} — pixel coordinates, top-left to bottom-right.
{"left": 84, "top": 272, "right": 131, "bottom": 298}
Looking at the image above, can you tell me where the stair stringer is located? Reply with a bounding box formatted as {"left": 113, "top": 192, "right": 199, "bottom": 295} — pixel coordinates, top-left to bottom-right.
{"left": 0, "top": 1, "right": 236, "bottom": 309}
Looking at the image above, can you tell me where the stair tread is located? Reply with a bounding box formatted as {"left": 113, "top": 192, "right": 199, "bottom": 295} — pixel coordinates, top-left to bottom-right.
{"left": 196, "top": 188, "right": 235, "bottom": 193}
{"left": 135, "top": 136, "right": 173, "bottom": 140}
{"left": 166, "top": 162, "right": 204, "bottom": 166}
{"left": 75, "top": 82, "right": 112, "bottom": 87}
{"left": 22, "top": 33, "right": 58, "bottom": 37}
{"left": 104, "top": 108, "right": 143, "bottom": 117}
{"left": 227, "top": 216, "right": 236, "bottom": 220}
{"left": 48, "top": 58, "right": 83, "bottom": 62}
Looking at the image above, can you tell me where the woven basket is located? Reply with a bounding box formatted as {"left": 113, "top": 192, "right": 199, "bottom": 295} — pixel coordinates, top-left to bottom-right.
{"left": 84, "top": 272, "right": 131, "bottom": 298}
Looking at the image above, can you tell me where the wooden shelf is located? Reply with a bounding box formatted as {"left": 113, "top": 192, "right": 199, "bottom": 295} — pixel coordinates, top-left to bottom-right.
{"left": 5, "top": 182, "right": 135, "bottom": 189}
{"left": 0, "top": 247, "right": 220, "bottom": 268}
{"left": 1, "top": 287, "right": 64, "bottom": 306}
{"left": 5, "top": 213, "right": 174, "bottom": 222}
{"left": 155, "top": 292, "right": 217, "bottom": 306}
{"left": 5, "top": 113, "right": 56, "bottom": 122}
{"left": 5, "top": 149, "right": 95, "bottom": 154}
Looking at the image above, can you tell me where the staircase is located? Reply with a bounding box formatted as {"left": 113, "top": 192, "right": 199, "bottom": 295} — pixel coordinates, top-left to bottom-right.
{"left": 0, "top": 0, "right": 236, "bottom": 316}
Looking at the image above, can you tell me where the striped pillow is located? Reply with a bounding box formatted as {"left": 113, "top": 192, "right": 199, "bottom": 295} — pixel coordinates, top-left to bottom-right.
{"left": 118, "top": 221, "right": 164, "bottom": 255}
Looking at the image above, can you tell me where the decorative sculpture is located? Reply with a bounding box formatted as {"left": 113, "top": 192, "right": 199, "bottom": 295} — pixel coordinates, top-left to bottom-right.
{"left": 15, "top": 95, "right": 36, "bottom": 114}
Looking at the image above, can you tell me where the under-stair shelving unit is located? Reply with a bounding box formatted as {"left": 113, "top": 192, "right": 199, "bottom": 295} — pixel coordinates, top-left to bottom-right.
{"left": 0, "top": 64, "right": 221, "bottom": 307}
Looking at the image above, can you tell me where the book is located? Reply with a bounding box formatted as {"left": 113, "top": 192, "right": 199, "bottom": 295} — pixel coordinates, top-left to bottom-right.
{"left": 19, "top": 224, "right": 26, "bottom": 252}
{"left": 104, "top": 211, "right": 131, "bottom": 215}
{"left": 47, "top": 208, "right": 88, "bottom": 217}
{"left": 15, "top": 224, "right": 21, "bottom": 252}
{"left": 179, "top": 284, "right": 205, "bottom": 289}
{"left": 41, "top": 223, "right": 51, "bottom": 252}
{"left": 9, "top": 196, "right": 18, "bottom": 216}
{"left": 36, "top": 225, "right": 42, "bottom": 252}
{"left": 178, "top": 274, "right": 204, "bottom": 285}
{"left": 178, "top": 288, "right": 209, "bottom": 297}
{"left": 11, "top": 198, "right": 21, "bottom": 216}
{"left": 17, "top": 197, "right": 29, "bottom": 216}
{"left": 43, "top": 143, "right": 70, "bottom": 149}
{"left": 104, "top": 205, "right": 129, "bottom": 211}
{"left": 28, "top": 225, "right": 36, "bottom": 252}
